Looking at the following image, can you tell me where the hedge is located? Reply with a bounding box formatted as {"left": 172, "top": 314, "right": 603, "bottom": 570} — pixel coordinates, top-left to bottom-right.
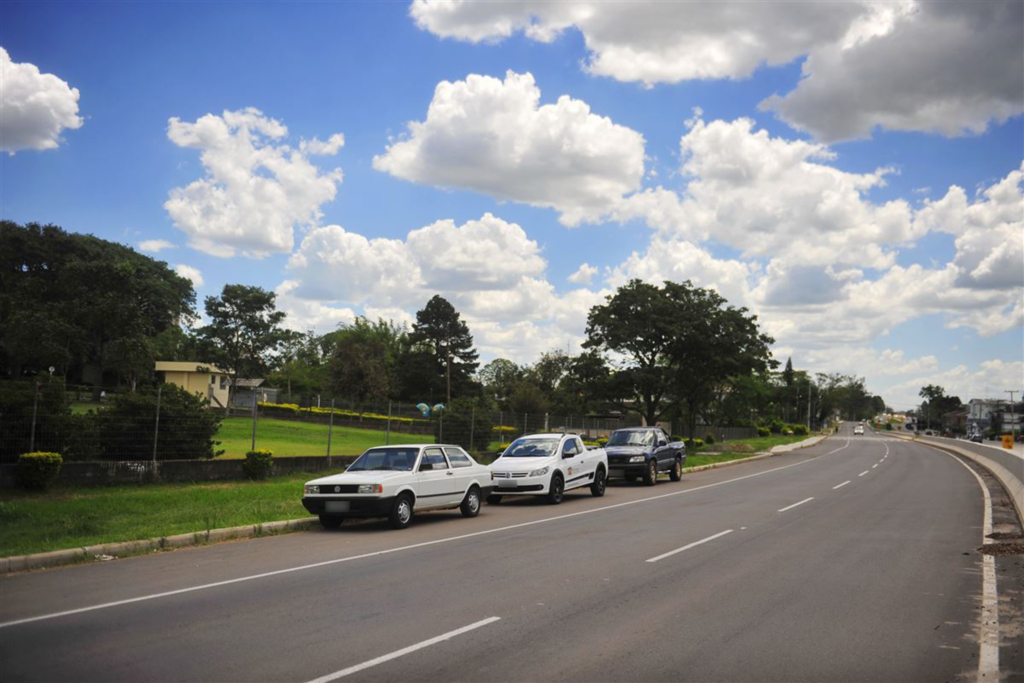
{"left": 16, "top": 452, "right": 63, "bottom": 490}
{"left": 242, "top": 449, "right": 274, "bottom": 480}
{"left": 258, "top": 402, "right": 427, "bottom": 426}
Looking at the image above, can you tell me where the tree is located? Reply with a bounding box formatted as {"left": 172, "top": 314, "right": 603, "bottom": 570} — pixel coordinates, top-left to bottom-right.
{"left": 585, "top": 280, "right": 677, "bottom": 425}
{"left": 477, "top": 358, "right": 523, "bottom": 406}
{"left": 199, "top": 285, "right": 288, "bottom": 410}
{"left": 408, "top": 296, "right": 479, "bottom": 405}
{"left": 1, "top": 221, "right": 196, "bottom": 389}
{"left": 327, "top": 318, "right": 406, "bottom": 404}
{"left": 919, "top": 384, "right": 946, "bottom": 429}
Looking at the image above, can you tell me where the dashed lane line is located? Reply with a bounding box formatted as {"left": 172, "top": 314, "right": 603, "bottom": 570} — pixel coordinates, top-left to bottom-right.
{"left": 777, "top": 497, "right": 815, "bottom": 513}
{"left": 645, "top": 530, "right": 735, "bottom": 563}
{"left": 833, "top": 481, "right": 850, "bottom": 490}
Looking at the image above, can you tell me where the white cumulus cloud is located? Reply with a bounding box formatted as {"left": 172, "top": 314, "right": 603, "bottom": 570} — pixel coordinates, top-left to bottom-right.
{"left": 0, "top": 47, "right": 83, "bottom": 153}
{"left": 568, "top": 263, "right": 597, "bottom": 285}
{"left": 173, "top": 264, "right": 204, "bottom": 288}
{"left": 165, "top": 108, "right": 344, "bottom": 258}
{"left": 138, "top": 239, "right": 176, "bottom": 253}
{"left": 373, "top": 71, "right": 645, "bottom": 226}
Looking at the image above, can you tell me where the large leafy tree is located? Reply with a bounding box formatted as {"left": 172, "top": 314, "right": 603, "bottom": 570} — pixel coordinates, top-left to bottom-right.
{"left": 199, "top": 284, "right": 288, "bottom": 409}
{"left": 585, "top": 280, "right": 677, "bottom": 425}
{"left": 408, "top": 295, "right": 479, "bottom": 405}
{"left": 327, "top": 317, "right": 406, "bottom": 405}
{"left": 477, "top": 358, "right": 523, "bottom": 406}
{"left": 0, "top": 221, "right": 195, "bottom": 389}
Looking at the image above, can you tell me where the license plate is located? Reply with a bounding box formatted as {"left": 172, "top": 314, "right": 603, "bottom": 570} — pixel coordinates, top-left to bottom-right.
{"left": 609, "top": 469, "right": 624, "bottom": 478}
{"left": 498, "top": 480, "right": 518, "bottom": 489}
{"left": 325, "top": 501, "right": 350, "bottom": 512}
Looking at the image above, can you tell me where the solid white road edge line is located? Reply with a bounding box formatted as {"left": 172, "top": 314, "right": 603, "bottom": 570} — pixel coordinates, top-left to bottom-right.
{"left": 645, "top": 529, "right": 735, "bottom": 563}
{"left": 833, "top": 481, "right": 850, "bottom": 490}
{"left": 859, "top": 471, "right": 869, "bottom": 477}
{"left": 916, "top": 443, "right": 999, "bottom": 679}
{"left": 0, "top": 438, "right": 852, "bottom": 630}
{"left": 777, "top": 497, "right": 814, "bottom": 513}
{"left": 305, "top": 617, "right": 501, "bottom": 683}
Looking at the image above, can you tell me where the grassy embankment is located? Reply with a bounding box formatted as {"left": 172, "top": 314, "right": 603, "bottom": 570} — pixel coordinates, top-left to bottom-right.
{"left": 217, "top": 417, "right": 429, "bottom": 458}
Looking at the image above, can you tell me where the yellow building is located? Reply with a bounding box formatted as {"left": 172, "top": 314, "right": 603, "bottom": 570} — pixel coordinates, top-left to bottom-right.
{"left": 154, "top": 361, "right": 233, "bottom": 408}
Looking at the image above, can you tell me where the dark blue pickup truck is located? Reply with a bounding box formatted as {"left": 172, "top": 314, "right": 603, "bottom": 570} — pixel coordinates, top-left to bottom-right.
{"left": 605, "top": 427, "right": 686, "bottom": 486}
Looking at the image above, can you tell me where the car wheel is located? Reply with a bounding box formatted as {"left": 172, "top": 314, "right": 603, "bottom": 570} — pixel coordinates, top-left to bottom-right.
{"left": 460, "top": 486, "right": 481, "bottom": 518}
{"left": 546, "top": 473, "right": 565, "bottom": 505}
{"left": 318, "top": 514, "right": 343, "bottom": 530}
{"left": 643, "top": 459, "right": 658, "bottom": 486}
{"left": 590, "top": 468, "right": 606, "bottom": 497}
{"left": 389, "top": 493, "right": 414, "bottom": 529}
{"left": 669, "top": 456, "right": 683, "bottom": 482}
{"left": 487, "top": 494, "right": 503, "bottom": 505}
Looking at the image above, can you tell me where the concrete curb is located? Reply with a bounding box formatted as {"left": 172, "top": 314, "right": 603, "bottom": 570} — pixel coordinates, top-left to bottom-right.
{"left": 1, "top": 434, "right": 833, "bottom": 576}
{"left": 0, "top": 517, "right": 318, "bottom": 576}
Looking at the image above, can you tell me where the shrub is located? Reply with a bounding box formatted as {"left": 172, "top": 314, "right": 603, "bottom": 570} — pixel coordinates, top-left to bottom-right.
{"left": 684, "top": 438, "right": 705, "bottom": 449}
{"left": 95, "top": 385, "right": 223, "bottom": 460}
{"left": 596, "top": 437, "right": 609, "bottom": 446}
{"left": 243, "top": 449, "right": 274, "bottom": 480}
{"left": 769, "top": 418, "right": 785, "bottom": 434}
{"left": 791, "top": 424, "right": 809, "bottom": 436}
{"left": 885, "top": 423, "right": 893, "bottom": 431}
{"left": 670, "top": 435, "right": 683, "bottom": 442}
{"left": 16, "top": 452, "right": 63, "bottom": 490}
{"left": 0, "top": 378, "right": 72, "bottom": 463}
{"left": 757, "top": 426, "right": 771, "bottom": 437}
{"left": 704, "top": 431, "right": 716, "bottom": 445}
{"left": 783, "top": 429, "right": 794, "bottom": 436}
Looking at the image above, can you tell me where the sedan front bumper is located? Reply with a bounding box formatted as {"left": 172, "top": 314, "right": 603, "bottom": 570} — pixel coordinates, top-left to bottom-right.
{"left": 302, "top": 496, "right": 395, "bottom": 517}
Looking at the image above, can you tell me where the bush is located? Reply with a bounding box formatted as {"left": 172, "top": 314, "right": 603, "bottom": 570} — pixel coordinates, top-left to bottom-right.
{"left": 757, "top": 426, "right": 771, "bottom": 437}
{"left": 791, "top": 424, "right": 809, "bottom": 436}
{"left": 885, "top": 423, "right": 893, "bottom": 431}
{"left": 0, "top": 378, "right": 72, "bottom": 463}
{"left": 97, "top": 385, "right": 223, "bottom": 460}
{"left": 704, "top": 431, "right": 716, "bottom": 445}
{"left": 670, "top": 435, "right": 683, "bottom": 442}
{"left": 684, "top": 438, "right": 705, "bottom": 449}
{"left": 596, "top": 437, "right": 609, "bottom": 446}
{"left": 769, "top": 418, "right": 785, "bottom": 434}
{"left": 243, "top": 449, "right": 274, "bottom": 480}
{"left": 16, "top": 452, "right": 63, "bottom": 490}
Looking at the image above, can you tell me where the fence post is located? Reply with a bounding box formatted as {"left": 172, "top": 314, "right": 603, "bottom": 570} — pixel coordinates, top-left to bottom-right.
{"left": 470, "top": 407, "right": 475, "bottom": 450}
{"left": 439, "top": 414, "right": 443, "bottom": 443}
{"left": 386, "top": 401, "right": 392, "bottom": 445}
{"left": 250, "top": 391, "right": 258, "bottom": 453}
{"left": 327, "top": 398, "right": 335, "bottom": 467}
{"left": 524, "top": 413, "right": 528, "bottom": 435}
{"left": 152, "top": 384, "right": 162, "bottom": 463}
{"left": 29, "top": 382, "right": 40, "bottom": 452}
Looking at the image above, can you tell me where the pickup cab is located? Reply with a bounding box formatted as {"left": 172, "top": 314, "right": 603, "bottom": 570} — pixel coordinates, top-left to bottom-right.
{"left": 605, "top": 427, "right": 686, "bottom": 485}
{"left": 487, "top": 433, "right": 608, "bottom": 505}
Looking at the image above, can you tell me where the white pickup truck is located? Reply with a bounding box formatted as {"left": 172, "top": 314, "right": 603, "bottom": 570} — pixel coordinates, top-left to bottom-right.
{"left": 487, "top": 433, "right": 608, "bottom": 505}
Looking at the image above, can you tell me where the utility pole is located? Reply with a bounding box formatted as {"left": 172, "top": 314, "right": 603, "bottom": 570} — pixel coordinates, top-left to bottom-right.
{"left": 1007, "top": 390, "right": 1019, "bottom": 439}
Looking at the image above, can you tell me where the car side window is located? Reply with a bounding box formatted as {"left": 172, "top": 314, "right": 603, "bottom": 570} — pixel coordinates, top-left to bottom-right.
{"left": 421, "top": 448, "right": 449, "bottom": 469}
{"left": 563, "top": 439, "right": 579, "bottom": 456}
{"left": 444, "top": 447, "right": 472, "bottom": 468}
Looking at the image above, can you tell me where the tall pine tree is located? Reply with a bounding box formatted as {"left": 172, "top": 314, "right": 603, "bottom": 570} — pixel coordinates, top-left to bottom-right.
{"left": 408, "top": 295, "right": 479, "bottom": 405}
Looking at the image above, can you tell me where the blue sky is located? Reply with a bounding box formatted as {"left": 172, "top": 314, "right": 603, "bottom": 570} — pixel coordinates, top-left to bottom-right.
{"left": 2, "top": 1, "right": 1022, "bottom": 409}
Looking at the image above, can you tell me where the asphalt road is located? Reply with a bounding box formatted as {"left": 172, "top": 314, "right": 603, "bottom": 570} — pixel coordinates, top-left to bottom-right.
{"left": 2, "top": 424, "right": 1021, "bottom": 682}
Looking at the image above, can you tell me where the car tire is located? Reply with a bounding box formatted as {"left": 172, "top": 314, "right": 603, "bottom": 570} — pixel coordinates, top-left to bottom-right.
{"left": 669, "top": 456, "right": 683, "bottom": 482}
{"left": 487, "top": 494, "right": 503, "bottom": 505}
{"left": 590, "top": 468, "right": 606, "bottom": 497}
{"left": 318, "top": 514, "right": 343, "bottom": 530}
{"left": 389, "top": 493, "right": 414, "bottom": 529}
{"left": 460, "top": 486, "right": 481, "bottom": 518}
{"left": 642, "top": 459, "right": 658, "bottom": 486}
{"left": 546, "top": 473, "right": 565, "bottom": 505}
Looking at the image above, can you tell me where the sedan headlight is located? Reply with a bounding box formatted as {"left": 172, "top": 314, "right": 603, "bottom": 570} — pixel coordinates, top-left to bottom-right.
{"left": 304, "top": 485, "right": 319, "bottom": 495}
{"left": 629, "top": 455, "right": 645, "bottom": 463}
{"left": 358, "top": 484, "right": 383, "bottom": 494}
{"left": 528, "top": 466, "right": 549, "bottom": 477}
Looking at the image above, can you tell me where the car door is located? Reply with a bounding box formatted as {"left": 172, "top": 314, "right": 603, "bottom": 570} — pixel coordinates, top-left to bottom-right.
{"left": 416, "top": 447, "right": 459, "bottom": 508}
{"left": 443, "top": 447, "right": 476, "bottom": 498}
{"left": 654, "top": 430, "right": 672, "bottom": 470}
{"left": 560, "top": 437, "right": 588, "bottom": 490}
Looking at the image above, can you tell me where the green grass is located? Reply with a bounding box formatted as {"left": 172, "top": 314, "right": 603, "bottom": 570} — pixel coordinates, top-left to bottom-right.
{"left": 0, "top": 473, "right": 331, "bottom": 557}
{"left": 217, "top": 416, "right": 431, "bottom": 459}
{"left": 685, "top": 433, "right": 814, "bottom": 468}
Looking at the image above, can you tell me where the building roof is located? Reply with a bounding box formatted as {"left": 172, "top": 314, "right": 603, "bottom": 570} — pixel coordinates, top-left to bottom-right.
{"left": 155, "top": 361, "right": 231, "bottom": 375}
{"left": 234, "top": 378, "right": 265, "bottom": 388}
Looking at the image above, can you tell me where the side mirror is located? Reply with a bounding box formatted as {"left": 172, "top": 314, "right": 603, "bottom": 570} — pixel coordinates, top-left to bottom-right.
{"left": 562, "top": 450, "right": 576, "bottom": 459}
{"left": 419, "top": 462, "right": 433, "bottom": 472}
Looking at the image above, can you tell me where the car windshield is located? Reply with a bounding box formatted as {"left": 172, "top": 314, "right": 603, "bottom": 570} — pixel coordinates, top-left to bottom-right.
{"left": 347, "top": 448, "right": 419, "bottom": 472}
{"left": 607, "top": 430, "right": 654, "bottom": 447}
{"left": 502, "top": 438, "right": 559, "bottom": 457}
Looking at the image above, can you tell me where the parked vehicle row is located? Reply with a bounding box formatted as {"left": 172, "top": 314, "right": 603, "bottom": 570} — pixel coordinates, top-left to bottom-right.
{"left": 302, "top": 427, "right": 688, "bottom": 530}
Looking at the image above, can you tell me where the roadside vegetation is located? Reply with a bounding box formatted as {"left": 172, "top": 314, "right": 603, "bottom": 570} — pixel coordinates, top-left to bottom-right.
{"left": 0, "top": 473, "right": 322, "bottom": 557}
{"left": 217, "top": 417, "right": 430, "bottom": 458}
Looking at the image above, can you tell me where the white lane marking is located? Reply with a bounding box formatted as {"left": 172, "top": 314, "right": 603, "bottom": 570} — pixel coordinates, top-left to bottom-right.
{"left": 306, "top": 616, "right": 501, "bottom": 682}
{"left": 858, "top": 471, "right": 869, "bottom": 477}
{"left": 914, "top": 442, "right": 999, "bottom": 678}
{"left": 833, "top": 481, "right": 851, "bottom": 490}
{"left": 645, "top": 529, "right": 734, "bottom": 563}
{"left": 777, "top": 497, "right": 815, "bottom": 513}
{"left": 872, "top": 464, "right": 878, "bottom": 469}
{"left": 0, "top": 439, "right": 852, "bottom": 629}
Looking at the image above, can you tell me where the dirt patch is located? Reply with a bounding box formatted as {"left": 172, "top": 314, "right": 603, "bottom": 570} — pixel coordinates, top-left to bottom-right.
{"left": 977, "top": 542, "right": 1024, "bottom": 556}
{"left": 987, "top": 531, "right": 1024, "bottom": 541}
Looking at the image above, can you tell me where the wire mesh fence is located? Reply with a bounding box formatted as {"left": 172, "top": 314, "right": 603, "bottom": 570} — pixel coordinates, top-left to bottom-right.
{"left": 0, "top": 382, "right": 756, "bottom": 464}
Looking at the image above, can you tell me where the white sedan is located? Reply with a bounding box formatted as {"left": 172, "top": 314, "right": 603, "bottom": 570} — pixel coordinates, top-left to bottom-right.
{"left": 854, "top": 425, "right": 865, "bottom": 435}
{"left": 302, "top": 444, "right": 494, "bottom": 529}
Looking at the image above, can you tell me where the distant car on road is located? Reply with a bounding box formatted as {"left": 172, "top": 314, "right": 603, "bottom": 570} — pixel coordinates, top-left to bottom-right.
{"left": 969, "top": 433, "right": 983, "bottom": 443}
{"left": 488, "top": 433, "right": 607, "bottom": 505}
{"left": 302, "top": 445, "right": 494, "bottom": 530}
{"left": 605, "top": 427, "right": 685, "bottom": 485}
{"left": 854, "top": 425, "right": 864, "bottom": 435}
